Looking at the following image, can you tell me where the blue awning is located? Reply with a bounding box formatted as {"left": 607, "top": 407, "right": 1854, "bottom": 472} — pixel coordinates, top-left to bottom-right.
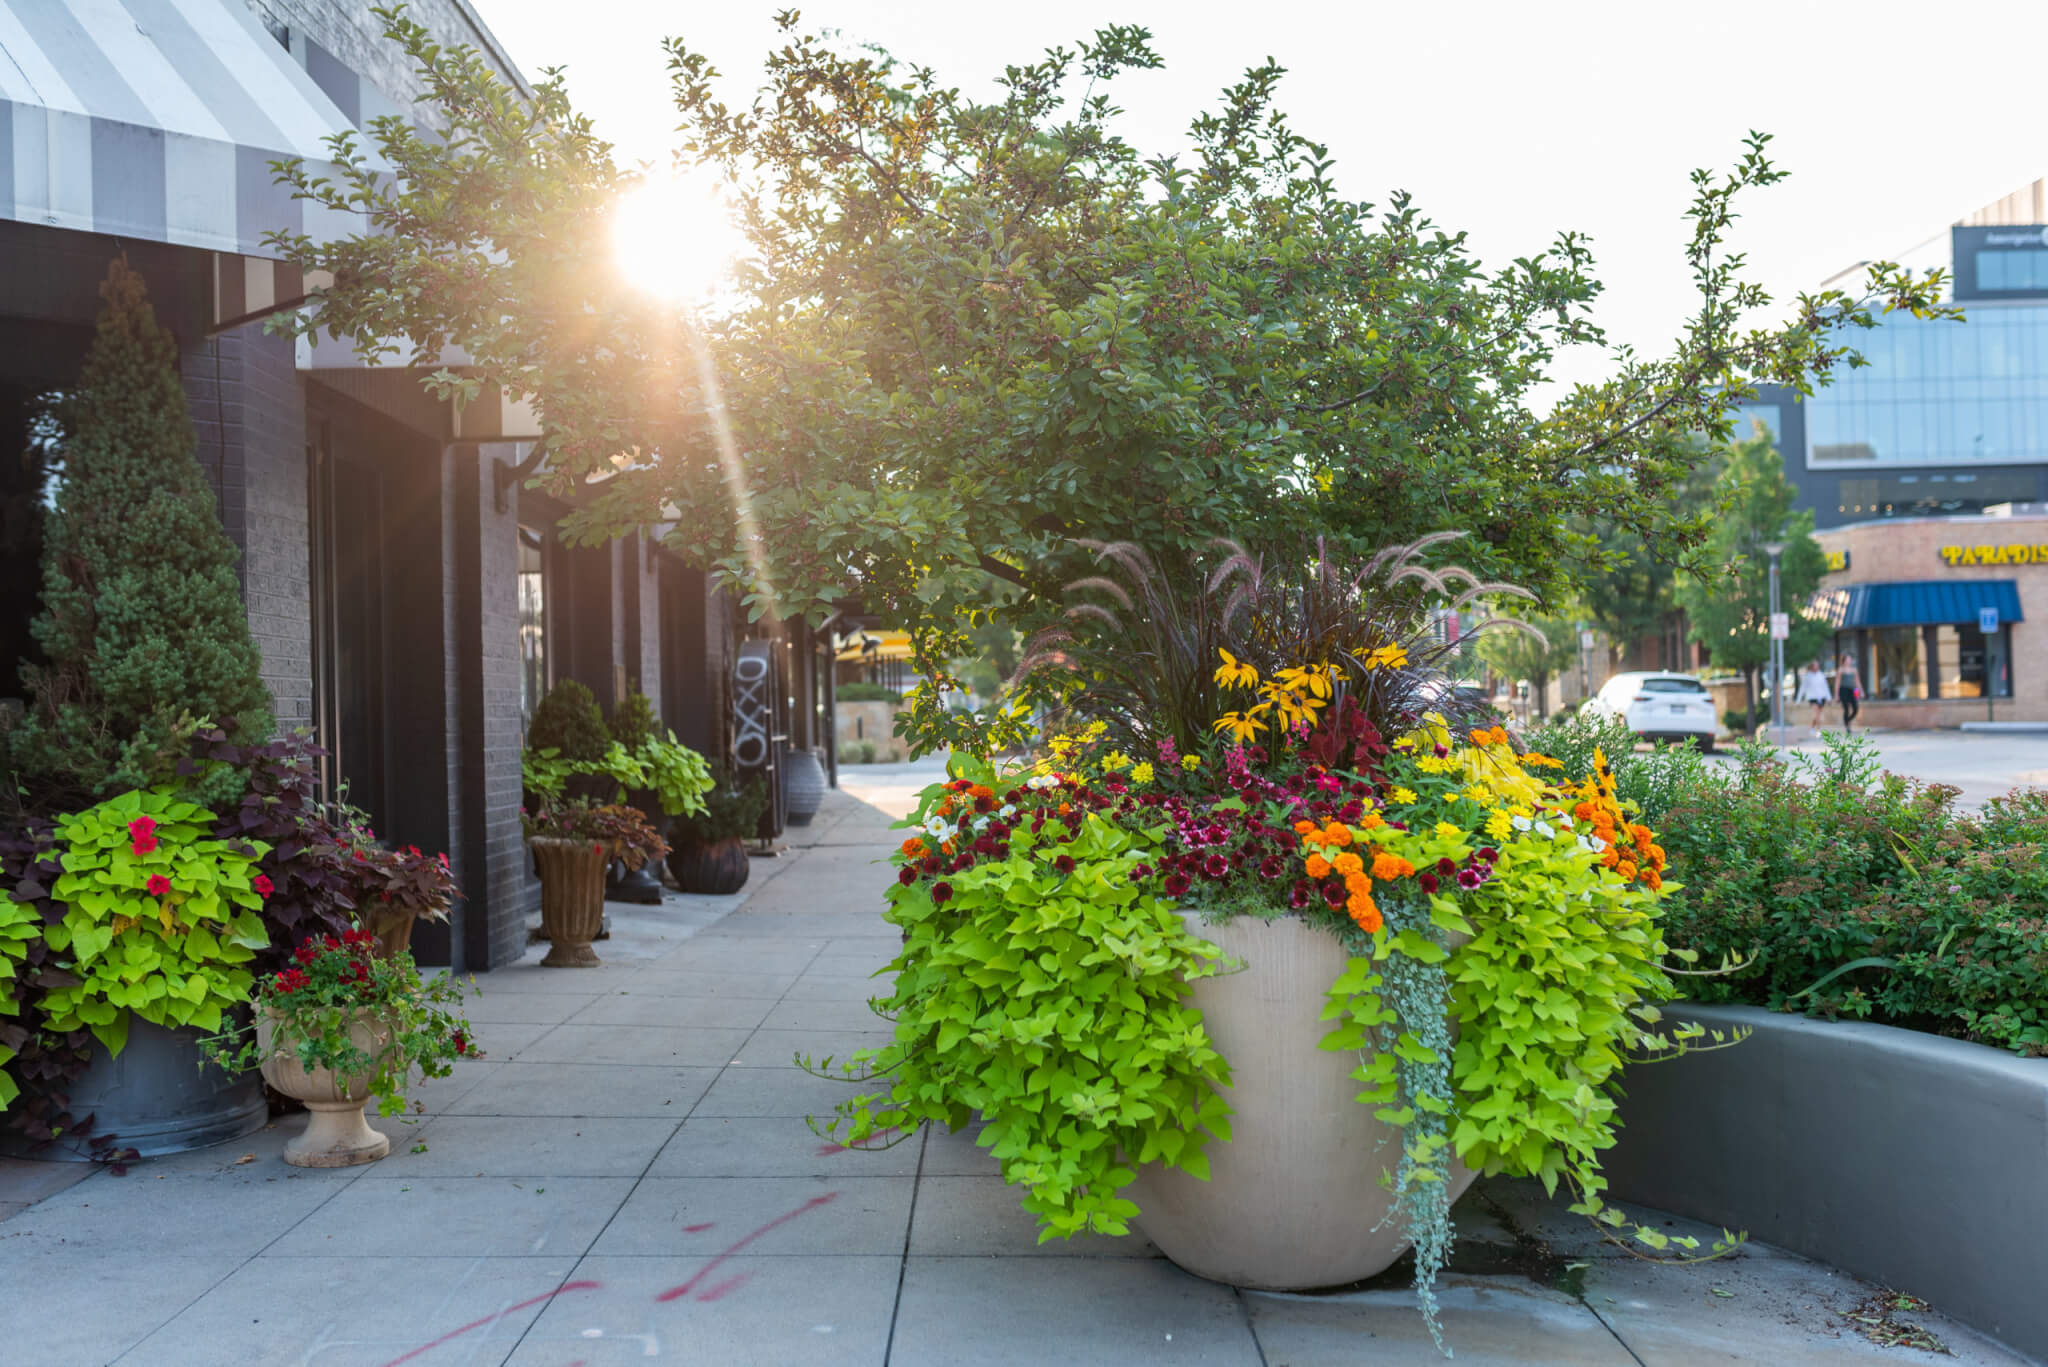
{"left": 1808, "top": 579, "right": 2023, "bottom": 629}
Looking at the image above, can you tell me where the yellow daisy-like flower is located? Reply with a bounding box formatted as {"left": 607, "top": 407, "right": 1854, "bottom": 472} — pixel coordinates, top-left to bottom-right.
{"left": 1434, "top": 822, "right": 1463, "bottom": 842}
{"left": 1214, "top": 648, "right": 1260, "bottom": 689}
{"left": 1388, "top": 787, "right": 1417, "bottom": 805}
{"left": 1213, "top": 709, "right": 1269, "bottom": 744}
{"left": 1414, "top": 756, "right": 1449, "bottom": 775}
{"left": 1362, "top": 644, "right": 1409, "bottom": 671}
{"left": 1485, "top": 809, "right": 1514, "bottom": 842}
{"left": 1180, "top": 754, "right": 1202, "bottom": 771}
{"left": 1102, "top": 750, "right": 1131, "bottom": 773}
{"left": 1130, "top": 761, "right": 1155, "bottom": 785}
{"left": 1462, "top": 783, "right": 1495, "bottom": 807}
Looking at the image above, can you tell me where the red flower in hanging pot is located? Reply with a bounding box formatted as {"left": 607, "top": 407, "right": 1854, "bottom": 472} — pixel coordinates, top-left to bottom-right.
{"left": 145, "top": 874, "right": 172, "bottom": 897}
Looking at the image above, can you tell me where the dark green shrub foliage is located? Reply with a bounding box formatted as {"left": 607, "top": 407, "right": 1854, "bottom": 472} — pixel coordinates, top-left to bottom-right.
{"left": 5, "top": 259, "right": 270, "bottom": 808}
{"left": 669, "top": 772, "right": 767, "bottom": 844}
{"left": 1655, "top": 738, "right": 2047, "bottom": 1055}
{"left": 607, "top": 690, "right": 660, "bottom": 752}
{"left": 835, "top": 682, "right": 901, "bottom": 703}
{"left": 526, "top": 680, "right": 609, "bottom": 762}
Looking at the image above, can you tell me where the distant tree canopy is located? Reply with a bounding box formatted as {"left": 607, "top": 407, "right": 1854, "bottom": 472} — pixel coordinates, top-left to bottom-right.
{"left": 272, "top": 9, "right": 1953, "bottom": 751}
{"left": 1673, "top": 433, "right": 1832, "bottom": 718}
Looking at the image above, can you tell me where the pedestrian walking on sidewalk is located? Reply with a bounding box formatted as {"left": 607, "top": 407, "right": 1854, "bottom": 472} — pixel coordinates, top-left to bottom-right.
{"left": 1837, "top": 651, "right": 1862, "bottom": 731}
{"left": 1799, "top": 660, "right": 1832, "bottom": 732}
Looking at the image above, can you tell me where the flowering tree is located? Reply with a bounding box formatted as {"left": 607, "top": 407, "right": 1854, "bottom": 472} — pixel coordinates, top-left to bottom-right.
{"left": 270, "top": 11, "right": 1952, "bottom": 753}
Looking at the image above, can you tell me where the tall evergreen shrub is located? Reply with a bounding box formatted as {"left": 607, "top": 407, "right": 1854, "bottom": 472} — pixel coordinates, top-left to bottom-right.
{"left": 5, "top": 258, "right": 270, "bottom": 808}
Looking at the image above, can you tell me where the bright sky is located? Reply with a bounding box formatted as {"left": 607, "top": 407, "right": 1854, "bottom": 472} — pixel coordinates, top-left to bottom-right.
{"left": 478, "top": 0, "right": 2048, "bottom": 388}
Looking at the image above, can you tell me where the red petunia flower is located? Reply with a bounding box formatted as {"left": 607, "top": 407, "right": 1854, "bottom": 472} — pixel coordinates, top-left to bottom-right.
{"left": 145, "top": 874, "right": 172, "bottom": 897}
{"left": 128, "top": 816, "right": 157, "bottom": 841}
{"left": 930, "top": 881, "right": 954, "bottom": 906}
{"left": 252, "top": 874, "right": 274, "bottom": 899}
{"left": 131, "top": 834, "right": 159, "bottom": 856}
{"left": 1053, "top": 854, "right": 1077, "bottom": 875}
{"left": 896, "top": 865, "right": 916, "bottom": 886}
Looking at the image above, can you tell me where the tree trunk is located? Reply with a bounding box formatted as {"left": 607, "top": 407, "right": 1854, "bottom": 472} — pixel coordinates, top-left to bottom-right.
{"left": 1742, "top": 665, "right": 1757, "bottom": 732}
{"left": 1533, "top": 671, "right": 1549, "bottom": 719}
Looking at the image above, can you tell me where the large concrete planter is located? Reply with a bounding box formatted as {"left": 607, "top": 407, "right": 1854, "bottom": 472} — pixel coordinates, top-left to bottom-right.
{"left": 256, "top": 1008, "right": 393, "bottom": 1167}
{"left": 530, "top": 836, "right": 609, "bottom": 966}
{"left": 1127, "top": 913, "right": 1477, "bottom": 1290}
{"left": 781, "top": 747, "right": 827, "bottom": 827}
{"left": 666, "top": 836, "right": 751, "bottom": 895}
{"left": 1, "top": 1017, "right": 265, "bottom": 1161}
{"left": 1604, "top": 1003, "right": 2048, "bottom": 1363}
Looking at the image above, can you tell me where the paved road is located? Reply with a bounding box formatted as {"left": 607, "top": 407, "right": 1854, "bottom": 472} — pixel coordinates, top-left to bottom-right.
{"left": 1723, "top": 727, "right": 2048, "bottom": 809}
{"left": 0, "top": 755, "right": 2029, "bottom": 1365}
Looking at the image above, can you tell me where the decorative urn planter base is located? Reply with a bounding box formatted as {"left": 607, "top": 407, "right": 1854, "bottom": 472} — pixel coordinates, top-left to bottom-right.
{"left": 1126, "top": 912, "right": 1478, "bottom": 1291}
{"left": 666, "top": 837, "right": 752, "bottom": 895}
{"left": 257, "top": 1010, "right": 392, "bottom": 1168}
{"left": 531, "top": 836, "right": 611, "bottom": 966}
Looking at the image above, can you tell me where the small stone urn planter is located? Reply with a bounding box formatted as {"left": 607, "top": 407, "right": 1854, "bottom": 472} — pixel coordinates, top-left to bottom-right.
{"left": 1126, "top": 913, "right": 1477, "bottom": 1290}
{"left": 531, "top": 836, "right": 610, "bottom": 966}
{"left": 257, "top": 1008, "right": 393, "bottom": 1168}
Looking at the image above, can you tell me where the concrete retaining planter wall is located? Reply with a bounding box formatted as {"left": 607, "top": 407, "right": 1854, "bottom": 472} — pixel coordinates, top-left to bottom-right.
{"left": 1604, "top": 1003, "right": 2048, "bottom": 1362}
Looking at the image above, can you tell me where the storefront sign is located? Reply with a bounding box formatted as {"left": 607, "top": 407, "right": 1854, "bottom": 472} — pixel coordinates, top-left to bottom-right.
{"left": 1823, "top": 549, "right": 1850, "bottom": 572}
{"left": 1939, "top": 544, "right": 2048, "bottom": 567}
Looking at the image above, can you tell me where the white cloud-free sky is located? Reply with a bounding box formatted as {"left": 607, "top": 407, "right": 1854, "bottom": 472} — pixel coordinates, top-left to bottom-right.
{"left": 475, "top": 0, "right": 2048, "bottom": 388}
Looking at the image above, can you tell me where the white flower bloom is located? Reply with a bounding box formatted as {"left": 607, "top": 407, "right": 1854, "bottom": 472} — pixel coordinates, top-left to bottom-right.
{"left": 1557, "top": 813, "right": 1575, "bottom": 829}
{"left": 1588, "top": 835, "right": 1607, "bottom": 852}
{"left": 1510, "top": 814, "right": 1534, "bottom": 832}
{"left": 924, "top": 816, "right": 951, "bottom": 839}
{"left": 1001, "top": 805, "right": 1018, "bottom": 820}
{"left": 972, "top": 815, "right": 991, "bottom": 833}
{"left": 1534, "top": 820, "right": 1555, "bottom": 840}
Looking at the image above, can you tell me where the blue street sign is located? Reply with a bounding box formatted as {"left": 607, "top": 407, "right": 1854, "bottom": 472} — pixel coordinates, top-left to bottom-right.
{"left": 1980, "top": 606, "right": 2000, "bottom": 634}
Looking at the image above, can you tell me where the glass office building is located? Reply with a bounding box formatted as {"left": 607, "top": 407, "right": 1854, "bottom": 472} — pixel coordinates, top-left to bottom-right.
{"left": 1740, "top": 222, "right": 2048, "bottom": 526}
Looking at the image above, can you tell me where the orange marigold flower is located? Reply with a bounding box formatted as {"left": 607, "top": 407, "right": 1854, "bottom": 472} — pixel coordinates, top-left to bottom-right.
{"left": 1629, "top": 823, "right": 1653, "bottom": 846}
{"left": 937, "top": 797, "right": 956, "bottom": 816}
{"left": 1058, "top": 802, "right": 1072, "bottom": 816}
{"left": 1322, "top": 824, "right": 1353, "bottom": 847}
{"left": 1305, "top": 854, "right": 1333, "bottom": 879}
{"left": 941, "top": 840, "right": 956, "bottom": 856}
{"left": 1344, "top": 872, "right": 1373, "bottom": 896}
{"left": 1648, "top": 844, "right": 1666, "bottom": 865}
{"left": 1332, "top": 852, "right": 1364, "bottom": 877}
{"left": 969, "top": 785, "right": 995, "bottom": 802}
{"left": 1294, "top": 820, "right": 1319, "bottom": 836}
{"left": 1599, "top": 848, "right": 1620, "bottom": 868}
{"left": 1644, "top": 870, "right": 1664, "bottom": 892}
{"left": 1616, "top": 860, "right": 1638, "bottom": 881}
{"left": 1573, "top": 802, "right": 1596, "bottom": 822}
{"left": 1356, "top": 812, "right": 1385, "bottom": 831}
{"left": 1350, "top": 899, "right": 1383, "bottom": 934}
{"left": 900, "top": 837, "right": 928, "bottom": 859}
{"left": 1371, "top": 852, "right": 1415, "bottom": 881}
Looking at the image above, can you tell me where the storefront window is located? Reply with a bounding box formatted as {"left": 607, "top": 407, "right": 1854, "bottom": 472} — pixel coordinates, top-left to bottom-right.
{"left": 1934, "top": 625, "right": 1985, "bottom": 699}
{"left": 518, "top": 525, "right": 547, "bottom": 726}
{"left": 1873, "top": 627, "right": 1923, "bottom": 700}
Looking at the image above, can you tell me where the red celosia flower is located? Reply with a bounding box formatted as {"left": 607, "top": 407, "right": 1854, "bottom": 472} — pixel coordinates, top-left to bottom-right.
{"left": 253, "top": 874, "right": 274, "bottom": 899}
{"left": 145, "top": 874, "right": 172, "bottom": 897}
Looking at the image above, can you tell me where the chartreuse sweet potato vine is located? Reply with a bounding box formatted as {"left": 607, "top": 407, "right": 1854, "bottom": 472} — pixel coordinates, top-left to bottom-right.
{"left": 37, "top": 788, "right": 269, "bottom": 1056}
{"left": 805, "top": 761, "right": 1231, "bottom": 1239}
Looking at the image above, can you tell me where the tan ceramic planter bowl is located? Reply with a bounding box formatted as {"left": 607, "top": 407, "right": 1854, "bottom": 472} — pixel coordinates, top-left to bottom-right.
{"left": 1126, "top": 912, "right": 1477, "bottom": 1290}
{"left": 257, "top": 1008, "right": 393, "bottom": 1167}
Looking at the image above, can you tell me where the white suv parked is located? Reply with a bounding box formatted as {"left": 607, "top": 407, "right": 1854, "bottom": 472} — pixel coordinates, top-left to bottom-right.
{"left": 1581, "top": 672, "right": 1718, "bottom": 750}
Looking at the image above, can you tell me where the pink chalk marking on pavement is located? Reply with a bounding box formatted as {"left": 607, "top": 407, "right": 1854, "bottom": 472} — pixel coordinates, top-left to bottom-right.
{"left": 377, "top": 1279, "right": 601, "bottom": 1367}
{"left": 694, "top": 1272, "right": 753, "bottom": 1303}
{"left": 655, "top": 1193, "right": 841, "bottom": 1303}
{"left": 815, "top": 1125, "right": 903, "bottom": 1156}
{"left": 684, "top": 1222, "right": 715, "bottom": 1233}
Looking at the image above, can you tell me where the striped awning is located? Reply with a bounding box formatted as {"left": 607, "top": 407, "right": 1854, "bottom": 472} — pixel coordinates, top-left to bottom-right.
{"left": 1808, "top": 579, "right": 2023, "bottom": 629}
{"left": 0, "top": 0, "right": 360, "bottom": 259}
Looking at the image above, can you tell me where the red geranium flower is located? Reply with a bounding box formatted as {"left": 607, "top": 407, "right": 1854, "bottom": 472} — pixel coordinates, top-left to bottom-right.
{"left": 252, "top": 874, "right": 275, "bottom": 899}
{"left": 145, "top": 874, "right": 172, "bottom": 897}
{"left": 452, "top": 1031, "right": 467, "bottom": 1055}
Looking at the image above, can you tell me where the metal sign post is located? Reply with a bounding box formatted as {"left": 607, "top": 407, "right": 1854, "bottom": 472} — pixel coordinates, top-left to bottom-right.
{"left": 1763, "top": 542, "right": 1787, "bottom": 747}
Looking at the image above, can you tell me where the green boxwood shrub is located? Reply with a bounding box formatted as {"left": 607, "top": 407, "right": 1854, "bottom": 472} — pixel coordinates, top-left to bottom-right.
{"left": 526, "top": 680, "right": 610, "bottom": 763}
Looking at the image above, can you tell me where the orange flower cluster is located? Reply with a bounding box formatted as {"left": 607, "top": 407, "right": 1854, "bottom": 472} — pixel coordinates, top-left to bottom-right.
{"left": 1570, "top": 750, "right": 1666, "bottom": 891}
{"left": 1294, "top": 821, "right": 1413, "bottom": 934}
{"left": 1468, "top": 725, "right": 1511, "bottom": 746}
{"left": 900, "top": 837, "right": 928, "bottom": 860}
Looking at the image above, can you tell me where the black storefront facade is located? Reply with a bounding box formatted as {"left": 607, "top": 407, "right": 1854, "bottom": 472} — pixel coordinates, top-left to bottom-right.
{"left": 0, "top": 1, "right": 827, "bottom": 971}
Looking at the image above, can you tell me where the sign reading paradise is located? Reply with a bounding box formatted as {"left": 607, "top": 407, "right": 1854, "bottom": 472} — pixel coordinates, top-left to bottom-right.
{"left": 1939, "top": 544, "right": 2048, "bottom": 567}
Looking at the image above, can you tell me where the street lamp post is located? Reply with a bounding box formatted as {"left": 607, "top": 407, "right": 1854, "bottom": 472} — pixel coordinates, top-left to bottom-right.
{"left": 1762, "top": 541, "right": 1786, "bottom": 747}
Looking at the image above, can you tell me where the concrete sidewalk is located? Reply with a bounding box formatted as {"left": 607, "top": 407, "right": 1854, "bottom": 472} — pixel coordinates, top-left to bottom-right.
{"left": 0, "top": 761, "right": 2033, "bottom": 1365}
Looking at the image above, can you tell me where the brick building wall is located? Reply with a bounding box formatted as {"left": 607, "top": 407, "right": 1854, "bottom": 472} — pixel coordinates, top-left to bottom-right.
{"left": 1817, "top": 515, "right": 2048, "bottom": 726}
{"left": 183, "top": 323, "right": 313, "bottom": 731}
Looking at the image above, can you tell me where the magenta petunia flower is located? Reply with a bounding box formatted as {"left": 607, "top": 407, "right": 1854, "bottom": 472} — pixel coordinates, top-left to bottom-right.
{"left": 145, "top": 874, "right": 172, "bottom": 897}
